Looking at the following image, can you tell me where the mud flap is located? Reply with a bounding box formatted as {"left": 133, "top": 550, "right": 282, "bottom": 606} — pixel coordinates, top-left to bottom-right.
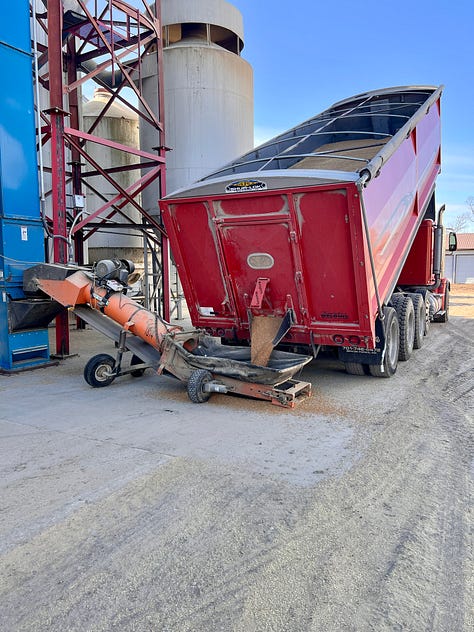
{"left": 337, "top": 316, "right": 386, "bottom": 366}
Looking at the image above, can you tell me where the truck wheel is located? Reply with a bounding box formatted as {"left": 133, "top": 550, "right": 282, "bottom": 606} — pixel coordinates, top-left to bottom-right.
{"left": 390, "top": 293, "right": 403, "bottom": 310}
{"left": 414, "top": 289, "right": 430, "bottom": 335}
{"left": 369, "top": 307, "right": 399, "bottom": 378}
{"left": 187, "top": 369, "right": 213, "bottom": 403}
{"left": 130, "top": 354, "right": 146, "bottom": 377}
{"left": 345, "top": 362, "right": 367, "bottom": 376}
{"left": 408, "top": 293, "right": 426, "bottom": 349}
{"left": 84, "top": 354, "right": 116, "bottom": 387}
{"left": 435, "top": 284, "right": 450, "bottom": 323}
{"left": 393, "top": 295, "right": 415, "bottom": 361}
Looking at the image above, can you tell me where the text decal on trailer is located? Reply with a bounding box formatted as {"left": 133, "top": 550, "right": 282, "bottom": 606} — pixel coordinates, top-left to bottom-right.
{"left": 225, "top": 179, "right": 267, "bottom": 193}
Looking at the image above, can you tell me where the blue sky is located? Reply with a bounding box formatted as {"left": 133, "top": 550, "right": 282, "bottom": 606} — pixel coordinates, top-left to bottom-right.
{"left": 231, "top": 0, "right": 474, "bottom": 229}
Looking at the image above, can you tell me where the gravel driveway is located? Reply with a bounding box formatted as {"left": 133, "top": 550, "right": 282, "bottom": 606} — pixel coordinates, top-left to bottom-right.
{"left": 0, "top": 290, "right": 472, "bottom": 631}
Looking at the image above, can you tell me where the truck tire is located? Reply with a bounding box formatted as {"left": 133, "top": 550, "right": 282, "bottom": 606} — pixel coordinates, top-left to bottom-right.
{"left": 413, "top": 289, "right": 430, "bottom": 335}
{"left": 130, "top": 354, "right": 146, "bottom": 377}
{"left": 408, "top": 293, "right": 426, "bottom": 349}
{"left": 390, "top": 293, "right": 403, "bottom": 310}
{"left": 434, "top": 284, "right": 450, "bottom": 323}
{"left": 345, "top": 362, "right": 367, "bottom": 376}
{"left": 369, "top": 307, "right": 399, "bottom": 378}
{"left": 84, "top": 353, "right": 116, "bottom": 387}
{"left": 393, "top": 295, "right": 415, "bottom": 361}
{"left": 187, "top": 369, "right": 213, "bottom": 403}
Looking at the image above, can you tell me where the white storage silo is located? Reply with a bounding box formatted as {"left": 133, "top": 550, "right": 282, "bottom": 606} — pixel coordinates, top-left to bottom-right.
{"left": 140, "top": 0, "right": 254, "bottom": 214}
{"left": 83, "top": 87, "right": 143, "bottom": 264}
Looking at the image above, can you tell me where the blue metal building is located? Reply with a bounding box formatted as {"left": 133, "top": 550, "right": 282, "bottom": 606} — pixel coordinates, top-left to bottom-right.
{"left": 0, "top": 1, "right": 52, "bottom": 370}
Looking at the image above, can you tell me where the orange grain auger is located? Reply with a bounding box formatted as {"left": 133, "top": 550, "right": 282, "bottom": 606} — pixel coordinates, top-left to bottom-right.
{"left": 24, "top": 260, "right": 312, "bottom": 408}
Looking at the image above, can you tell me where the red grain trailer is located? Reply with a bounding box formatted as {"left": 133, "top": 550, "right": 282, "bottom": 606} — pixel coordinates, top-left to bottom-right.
{"left": 161, "top": 86, "right": 456, "bottom": 377}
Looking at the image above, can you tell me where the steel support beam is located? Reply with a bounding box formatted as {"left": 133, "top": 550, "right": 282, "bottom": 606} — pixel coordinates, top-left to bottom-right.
{"left": 37, "top": 0, "right": 169, "bottom": 328}
{"left": 47, "top": 0, "right": 70, "bottom": 356}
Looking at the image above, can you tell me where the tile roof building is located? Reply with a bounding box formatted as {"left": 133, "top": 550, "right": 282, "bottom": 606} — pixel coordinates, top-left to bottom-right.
{"left": 445, "top": 232, "right": 474, "bottom": 283}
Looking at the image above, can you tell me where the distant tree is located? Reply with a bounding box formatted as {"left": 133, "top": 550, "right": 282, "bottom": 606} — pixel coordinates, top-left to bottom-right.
{"left": 451, "top": 198, "right": 474, "bottom": 233}
{"left": 452, "top": 213, "right": 471, "bottom": 232}
{"left": 467, "top": 196, "right": 474, "bottom": 221}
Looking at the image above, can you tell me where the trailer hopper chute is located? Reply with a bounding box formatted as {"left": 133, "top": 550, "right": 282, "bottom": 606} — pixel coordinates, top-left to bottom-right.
{"left": 161, "top": 85, "right": 455, "bottom": 377}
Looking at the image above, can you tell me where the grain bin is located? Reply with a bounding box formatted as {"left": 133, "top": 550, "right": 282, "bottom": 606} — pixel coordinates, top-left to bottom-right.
{"left": 140, "top": 0, "right": 253, "bottom": 216}
{"left": 83, "top": 87, "right": 143, "bottom": 264}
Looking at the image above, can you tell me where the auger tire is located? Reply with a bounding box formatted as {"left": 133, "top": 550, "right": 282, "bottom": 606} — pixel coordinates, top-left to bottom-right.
{"left": 84, "top": 354, "right": 116, "bottom": 388}
{"left": 130, "top": 354, "right": 146, "bottom": 377}
{"left": 187, "top": 369, "right": 213, "bottom": 403}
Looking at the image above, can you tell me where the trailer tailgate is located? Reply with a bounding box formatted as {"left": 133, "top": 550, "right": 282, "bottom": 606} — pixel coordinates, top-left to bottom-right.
{"left": 161, "top": 183, "right": 374, "bottom": 347}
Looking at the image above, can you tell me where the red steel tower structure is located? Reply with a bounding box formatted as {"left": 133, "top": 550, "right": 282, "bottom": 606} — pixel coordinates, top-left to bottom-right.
{"left": 33, "top": 0, "right": 168, "bottom": 356}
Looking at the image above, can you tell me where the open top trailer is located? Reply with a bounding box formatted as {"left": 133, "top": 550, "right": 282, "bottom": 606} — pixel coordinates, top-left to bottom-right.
{"left": 161, "top": 85, "right": 454, "bottom": 377}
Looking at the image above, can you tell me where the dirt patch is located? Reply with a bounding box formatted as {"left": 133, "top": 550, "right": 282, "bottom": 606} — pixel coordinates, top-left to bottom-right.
{"left": 294, "top": 387, "right": 348, "bottom": 418}
{"left": 1, "top": 312, "right": 473, "bottom": 632}
{"left": 450, "top": 284, "right": 474, "bottom": 318}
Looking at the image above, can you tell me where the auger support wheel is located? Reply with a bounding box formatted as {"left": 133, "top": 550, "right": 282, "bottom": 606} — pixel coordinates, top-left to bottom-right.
{"left": 130, "top": 354, "right": 146, "bottom": 378}
{"left": 84, "top": 353, "right": 116, "bottom": 388}
{"left": 187, "top": 369, "right": 213, "bottom": 403}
